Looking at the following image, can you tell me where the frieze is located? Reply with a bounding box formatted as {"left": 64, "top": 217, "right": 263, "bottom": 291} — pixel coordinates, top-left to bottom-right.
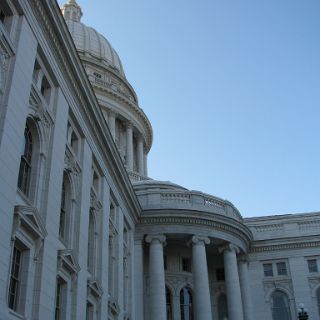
{"left": 139, "top": 215, "right": 251, "bottom": 244}
{"left": 250, "top": 240, "right": 320, "bottom": 253}
{"left": 253, "top": 224, "right": 284, "bottom": 233}
{"left": 298, "top": 220, "right": 320, "bottom": 231}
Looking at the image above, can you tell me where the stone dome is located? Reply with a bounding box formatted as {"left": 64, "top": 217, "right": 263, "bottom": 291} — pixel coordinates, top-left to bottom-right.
{"left": 61, "top": 0, "right": 125, "bottom": 77}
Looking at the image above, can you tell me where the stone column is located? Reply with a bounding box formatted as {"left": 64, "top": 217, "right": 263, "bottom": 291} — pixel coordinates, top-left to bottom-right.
{"left": 137, "top": 135, "right": 144, "bottom": 175}
{"left": 190, "top": 236, "right": 212, "bottom": 320}
{"left": 126, "top": 122, "right": 134, "bottom": 171}
{"left": 239, "top": 257, "right": 253, "bottom": 320}
{"left": 108, "top": 111, "right": 116, "bottom": 139}
{"left": 144, "top": 153, "right": 148, "bottom": 177}
{"left": 219, "top": 244, "right": 244, "bottom": 320}
{"left": 145, "top": 234, "right": 166, "bottom": 320}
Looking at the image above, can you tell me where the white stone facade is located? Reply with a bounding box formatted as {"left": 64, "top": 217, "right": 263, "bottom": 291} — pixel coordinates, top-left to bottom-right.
{"left": 0, "top": 1, "right": 319, "bottom": 320}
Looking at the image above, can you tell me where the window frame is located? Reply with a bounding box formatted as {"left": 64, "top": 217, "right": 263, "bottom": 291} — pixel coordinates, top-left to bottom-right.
{"left": 263, "top": 263, "right": 274, "bottom": 277}
{"left": 271, "top": 290, "right": 292, "bottom": 320}
{"left": 7, "top": 239, "right": 30, "bottom": 315}
{"left": 180, "top": 287, "right": 193, "bottom": 320}
{"left": 54, "top": 276, "right": 68, "bottom": 320}
{"left": 17, "top": 124, "right": 33, "bottom": 196}
{"left": 307, "top": 259, "right": 318, "bottom": 273}
{"left": 181, "top": 257, "right": 192, "bottom": 273}
{"left": 276, "top": 262, "right": 287, "bottom": 276}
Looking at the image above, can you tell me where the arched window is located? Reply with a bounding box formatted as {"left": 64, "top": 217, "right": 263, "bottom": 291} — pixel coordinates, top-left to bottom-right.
{"left": 18, "top": 124, "right": 33, "bottom": 196}
{"left": 59, "top": 173, "right": 72, "bottom": 244}
{"left": 166, "top": 286, "right": 172, "bottom": 320}
{"left": 218, "top": 293, "right": 228, "bottom": 320}
{"left": 87, "top": 211, "right": 96, "bottom": 274}
{"left": 317, "top": 287, "right": 320, "bottom": 317}
{"left": 271, "top": 290, "right": 291, "bottom": 320}
{"left": 180, "top": 287, "right": 193, "bottom": 320}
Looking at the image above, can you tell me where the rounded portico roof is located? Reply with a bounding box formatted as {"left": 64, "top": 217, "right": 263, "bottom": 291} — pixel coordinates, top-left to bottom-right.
{"left": 61, "top": 0, "right": 125, "bottom": 77}
{"left": 134, "top": 179, "right": 253, "bottom": 251}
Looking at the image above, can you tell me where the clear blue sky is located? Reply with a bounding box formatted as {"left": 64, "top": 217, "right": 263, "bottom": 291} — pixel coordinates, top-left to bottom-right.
{"left": 59, "top": 0, "right": 320, "bottom": 217}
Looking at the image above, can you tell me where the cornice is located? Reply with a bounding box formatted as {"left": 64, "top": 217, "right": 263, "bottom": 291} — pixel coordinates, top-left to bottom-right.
{"left": 26, "top": 0, "right": 141, "bottom": 221}
{"left": 249, "top": 237, "right": 320, "bottom": 253}
{"left": 91, "top": 80, "right": 153, "bottom": 152}
{"left": 139, "top": 211, "right": 253, "bottom": 246}
{"left": 80, "top": 55, "right": 138, "bottom": 102}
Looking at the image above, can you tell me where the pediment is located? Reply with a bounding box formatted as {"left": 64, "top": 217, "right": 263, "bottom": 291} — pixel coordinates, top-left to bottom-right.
{"left": 108, "top": 298, "right": 119, "bottom": 316}
{"left": 87, "top": 279, "right": 104, "bottom": 298}
{"left": 14, "top": 205, "right": 47, "bottom": 240}
{"left": 58, "top": 249, "right": 80, "bottom": 274}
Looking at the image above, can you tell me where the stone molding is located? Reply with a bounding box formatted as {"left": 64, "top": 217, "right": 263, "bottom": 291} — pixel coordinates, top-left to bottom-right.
{"left": 165, "top": 273, "right": 193, "bottom": 295}
{"left": 263, "top": 278, "right": 294, "bottom": 302}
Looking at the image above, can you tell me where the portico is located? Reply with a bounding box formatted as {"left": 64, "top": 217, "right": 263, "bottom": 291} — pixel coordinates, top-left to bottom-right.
{"left": 140, "top": 233, "right": 252, "bottom": 320}
{"left": 133, "top": 180, "right": 253, "bottom": 320}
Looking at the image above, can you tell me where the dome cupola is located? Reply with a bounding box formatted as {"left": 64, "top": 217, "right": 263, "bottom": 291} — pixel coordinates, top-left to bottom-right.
{"left": 61, "top": 0, "right": 153, "bottom": 182}
{"left": 61, "top": 0, "right": 125, "bottom": 77}
{"left": 61, "top": 0, "right": 82, "bottom": 23}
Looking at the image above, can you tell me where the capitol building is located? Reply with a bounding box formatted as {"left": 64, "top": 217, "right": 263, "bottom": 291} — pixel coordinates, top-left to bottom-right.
{"left": 0, "top": 1, "right": 319, "bottom": 320}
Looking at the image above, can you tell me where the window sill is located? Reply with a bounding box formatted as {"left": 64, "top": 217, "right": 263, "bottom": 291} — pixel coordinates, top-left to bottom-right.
{"left": 16, "top": 188, "right": 33, "bottom": 206}
{"left": 8, "top": 309, "right": 26, "bottom": 320}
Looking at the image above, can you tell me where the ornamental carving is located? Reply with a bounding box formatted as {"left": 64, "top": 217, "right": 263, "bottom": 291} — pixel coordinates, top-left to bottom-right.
{"left": 308, "top": 276, "right": 320, "bottom": 293}
{"left": 29, "top": 86, "right": 54, "bottom": 148}
{"left": 91, "top": 73, "right": 135, "bottom": 102}
{"left": 90, "top": 188, "right": 102, "bottom": 211}
{"left": 64, "top": 146, "right": 81, "bottom": 191}
{"left": 165, "top": 273, "right": 193, "bottom": 295}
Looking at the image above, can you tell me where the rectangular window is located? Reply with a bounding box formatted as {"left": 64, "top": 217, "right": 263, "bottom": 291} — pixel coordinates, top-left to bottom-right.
{"left": 276, "top": 262, "right": 287, "bottom": 276}
{"left": 55, "top": 277, "right": 67, "bottom": 320}
{"left": 216, "top": 268, "right": 225, "bottom": 281}
{"left": 86, "top": 301, "right": 94, "bottom": 320}
{"left": 8, "top": 246, "right": 22, "bottom": 311}
{"left": 164, "top": 255, "right": 167, "bottom": 270}
{"left": 263, "top": 263, "right": 273, "bottom": 277}
{"left": 182, "top": 257, "right": 191, "bottom": 272}
{"left": 308, "top": 259, "right": 318, "bottom": 273}
{"left": 0, "top": 2, "right": 13, "bottom": 32}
